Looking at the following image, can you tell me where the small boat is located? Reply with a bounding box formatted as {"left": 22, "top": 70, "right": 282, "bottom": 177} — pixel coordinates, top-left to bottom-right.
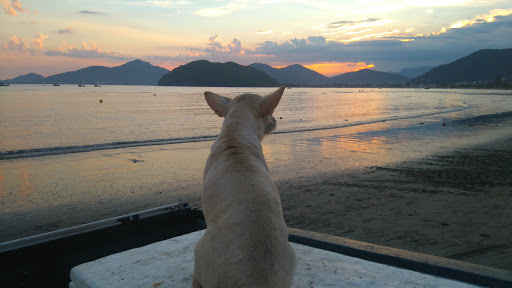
{"left": 78, "top": 84, "right": 85, "bottom": 87}
{"left": 0, "top": 83, "right": 10, "bottom": 86}
{"left": 1, "top": 202, "right": 510, "bottom": 287}
{"left": 53, "top": 83, "right": 60, "bottom": 86}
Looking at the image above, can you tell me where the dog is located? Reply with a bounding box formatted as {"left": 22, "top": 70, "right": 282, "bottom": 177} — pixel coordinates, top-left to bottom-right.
{"left": 193, "top": 86, "right": 296, "bottom": 288}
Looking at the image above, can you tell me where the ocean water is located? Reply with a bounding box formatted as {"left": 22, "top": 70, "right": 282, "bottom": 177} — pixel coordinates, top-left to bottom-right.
{"left": 1, "top": 85, "right": 511, "bottom": 158}
{"left": 1, "top": 85, "right": 512, "bottom": 242}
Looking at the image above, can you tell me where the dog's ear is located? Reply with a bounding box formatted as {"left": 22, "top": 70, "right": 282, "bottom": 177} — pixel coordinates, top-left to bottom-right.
{"left": 259, "top": 86, "right": 285, "bottom": 117}
{"left": 205, "top": 91, "right": 231, "bottom": 117}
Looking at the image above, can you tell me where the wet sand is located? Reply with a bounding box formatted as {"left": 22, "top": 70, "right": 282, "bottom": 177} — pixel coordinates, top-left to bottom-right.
{"left": 278, "top": 137, "right": 512, "bottom": 271}
{"left": 1, "top": 116, "right": 511, "bottom": 272}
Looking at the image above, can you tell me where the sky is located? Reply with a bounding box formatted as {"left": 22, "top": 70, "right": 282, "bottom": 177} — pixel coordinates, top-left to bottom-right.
{"left": 1, "top": 0, "right": 512, "bottom": 79}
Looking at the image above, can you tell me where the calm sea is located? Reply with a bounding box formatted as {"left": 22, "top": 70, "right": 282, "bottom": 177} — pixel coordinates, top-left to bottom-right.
{"left": 1, "top": 85, "right": 512, "bottom": 242}
{"left": 2, "top": 85, "right": 511, "bottom": 158}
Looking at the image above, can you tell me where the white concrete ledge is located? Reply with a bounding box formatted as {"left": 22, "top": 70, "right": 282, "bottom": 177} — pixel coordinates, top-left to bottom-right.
{"left": 70, "top": 230, "right": 481, "bottom": 288}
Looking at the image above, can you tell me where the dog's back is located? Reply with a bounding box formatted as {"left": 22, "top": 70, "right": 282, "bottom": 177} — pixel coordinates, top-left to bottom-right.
{"left": 193, "top": 87, "right": 296, "bottom": 288}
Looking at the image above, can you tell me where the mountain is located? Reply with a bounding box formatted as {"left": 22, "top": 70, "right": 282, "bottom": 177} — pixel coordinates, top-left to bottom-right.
{"left": 158, "top": 60, "right": 279, "bottom": 87}
{"left": 398, "top": 66, "right": 434, "bottom": 79}
{"left": 45, "top": 59, "right": 169, "bottom": 85}
{"left": 330, "top": 69, "right": 409, "bottom": 85}
{"left": 1, "top": 73, "right": 45, "bottom": 84}
{"left": 249, "top": 63, "right": 330, "bottom": 85}
{"left": 410, "top": 49, "right": 512, "bottom": 85}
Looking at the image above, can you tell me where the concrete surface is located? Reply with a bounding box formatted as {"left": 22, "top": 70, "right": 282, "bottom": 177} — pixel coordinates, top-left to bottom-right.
{"left": 70, "top": 230, "right": 482, "bottom": 288}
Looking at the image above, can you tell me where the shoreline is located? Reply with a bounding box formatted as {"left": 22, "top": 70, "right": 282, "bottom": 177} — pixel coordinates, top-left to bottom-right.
{"left": 1, "top": 114, "right": 511, "bottom": 272}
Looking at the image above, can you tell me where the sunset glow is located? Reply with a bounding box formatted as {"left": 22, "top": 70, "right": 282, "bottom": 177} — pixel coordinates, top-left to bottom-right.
{"left": 303, "top": 62, "right": 376, "bottom": 76}
{"left": 0, "top": 0, "right": 511, "bottom": 79}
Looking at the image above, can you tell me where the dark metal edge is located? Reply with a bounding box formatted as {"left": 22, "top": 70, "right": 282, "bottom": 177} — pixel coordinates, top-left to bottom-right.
{"left": 288, "top": 228, "right": 512, "bottom": 288}
{"left": 0, "top": 202, "right": 191, "bottom": 253}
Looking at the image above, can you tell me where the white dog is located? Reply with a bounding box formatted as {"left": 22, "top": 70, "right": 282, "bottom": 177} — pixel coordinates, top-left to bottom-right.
{"left": 193, "top": 86, "right": 296, "bottom": 288}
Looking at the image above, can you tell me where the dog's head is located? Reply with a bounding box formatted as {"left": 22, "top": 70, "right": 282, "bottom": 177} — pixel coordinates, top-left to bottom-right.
{"left": 204, "top": 86, "right": 285, "bottom": 138}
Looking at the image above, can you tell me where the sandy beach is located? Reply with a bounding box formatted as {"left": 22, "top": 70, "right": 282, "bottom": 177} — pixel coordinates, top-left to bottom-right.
{"left": 278, "top": 136, "right": 512, "bottom": 271}
{"left": 1, "top": 113, "right": 511, "bottom": 272}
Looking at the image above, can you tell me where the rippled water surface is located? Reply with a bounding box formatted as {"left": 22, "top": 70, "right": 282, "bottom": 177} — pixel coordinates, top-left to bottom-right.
{"left": 1, "top": 85, "right": 511, "bottom": 242}
{"left": 2, "top": 85, "right": 511, "bottom": 156}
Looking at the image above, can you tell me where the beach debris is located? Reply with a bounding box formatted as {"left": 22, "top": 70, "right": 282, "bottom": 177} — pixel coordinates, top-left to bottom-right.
{"left": 419, "top": 122, "right": 424, "bottom": 125}
{"left": 279, "top": 117, "right": 283, "bottom": 119}
{"left": 99, "top": 99, "right": 103, "bottom": 103}
{"left": 130, "top": 159, "right": 144, "bottom": 163}
{"left": 442, "top": 122, "right": 446, "bottom": 127}
{"left": 153, "top": 93, "right": 157, "bottom": 96}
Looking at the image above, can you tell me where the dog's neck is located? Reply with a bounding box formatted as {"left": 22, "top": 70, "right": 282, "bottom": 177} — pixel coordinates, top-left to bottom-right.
{"left": 220, "top": 107, "right": 265, "bottom": 144}
{"left": 209, "top": 107, "right": 266, "bottom": 160}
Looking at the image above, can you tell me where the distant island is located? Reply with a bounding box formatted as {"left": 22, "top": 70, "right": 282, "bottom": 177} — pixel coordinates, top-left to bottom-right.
{"left": 157, "top": 60, "right": 279, "bottom": 87}
{"left": 249, "top": 63, "right": 331, "bottom": 86}
{"left": 409, "top": 49, "right": 512, "bottom": 88}
{"left": 1, "top": 59, "right": 169, "bottom": 86}
{"left": 2, "top": 48, "right": 511, "bottom": 88}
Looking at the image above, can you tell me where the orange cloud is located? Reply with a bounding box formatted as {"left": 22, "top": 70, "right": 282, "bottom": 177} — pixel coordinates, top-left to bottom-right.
{"left": 450, "top": 9, "right": 512, "bottom": 29}
{"left": 7, "top": 35, "right": 28, "bottom": 53}
{"left": 1, "top": 0, "right": 15, "bottom": 15}
{"left": 11, "top": 0, "right": 24, "bottom": 12}
{"left": 303, "top": 62, "right": 375, "bottom": 77}
{"left": 31, "top": 32, "right": 48, "bottom": 49}
{"left": 2, "top": 0, "right": 27, "bottom": 16}
{"left": 417, "top": 8, "right": 512, "bottom": 38}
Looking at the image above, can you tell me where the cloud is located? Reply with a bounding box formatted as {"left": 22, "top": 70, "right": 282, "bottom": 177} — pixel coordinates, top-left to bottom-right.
{"left": 449, "top": 8, "right": 512, "bottom": 29}
{"left": 257, "top": 30, "right": 273, "bottom": 35}
{"left": 11, "top": 0, "right": 24, "bottom": 12}
{"left": 7, "top": 35, "right": 28, "bottom": 52}
{"left": 318, "top": 18, "right": 397, "bottom": 33}
{"left": 145, "top": 35, "right": 256, "bottom": 68}
{"left": 193, "top": 0, "right": 249, "bottom": 17}
{"left": 114, "top": 1, "right": 191, "bottom": 8}
{"left": 146, "top": 10, "right": 511, "bottom": 73}
{"left": 3, "top": 33, "right": 47, "bottom": 55}
{"left": 250, "top": 37, "right": 343, "bottom": 60}
{"left": 31, "top": 32, "right": 47, "bottom": 49}
{"left": 250, "top": 9, "right": 512, "bottom": 71}
{"left": 313, "top": 18, "right": 398, "bottom": 42}
{"left": 58, "top": 27, "right": 73, "bottom": 34}
{"left": 4, "top": 6, "right": 16, "bottom": 15}
{"left": 247, "top": 34, "right": 454, "bottom": 72}
{"left": 80, "top": 10, "right": 105, "bottom": 15}
{"left": 2, "top": 0, "right": 27, "bottom": 15}
{"left": 202, "top": 34, "right": 250, "bottom": 55}
{"left": 404, "top": 0, "right": 473, "bottom": 7}
{"left": 206, "top": 34, "right": 224, "bottom": 52}
{"left": 413, "top": 8, "right": 512, "bottom": 39}
{"left": 307, "top": 36, "right": 326, "bottom": 45}
{"left": 144, "top": 1, "right": 191, "bottom": 7}
{"left": 46, "top": 41, "right": 130, "bottom": 61}
{"left": 227, "top": 39, "right": 243, "bottom": 54}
